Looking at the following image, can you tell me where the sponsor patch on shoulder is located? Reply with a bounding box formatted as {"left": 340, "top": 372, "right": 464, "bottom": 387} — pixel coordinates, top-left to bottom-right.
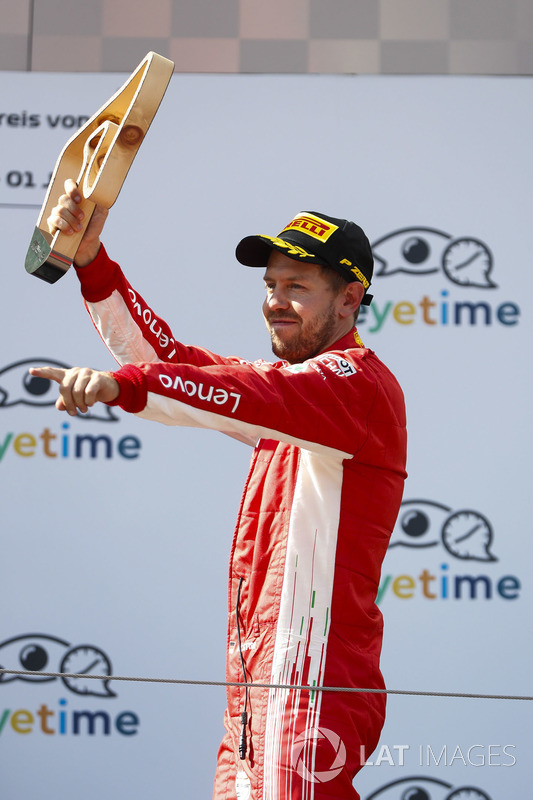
{"left": 315, "top": 354, "right": 357, "bottom": 377}
{"left": 284, "top": 362, "right": 309, "bottom": 374}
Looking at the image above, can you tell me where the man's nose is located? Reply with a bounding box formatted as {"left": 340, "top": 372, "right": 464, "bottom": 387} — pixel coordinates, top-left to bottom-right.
{"left": 267, "top": 287, "right": 289, "bottom": 310}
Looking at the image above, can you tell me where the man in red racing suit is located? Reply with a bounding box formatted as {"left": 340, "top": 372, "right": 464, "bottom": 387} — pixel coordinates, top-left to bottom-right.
{"left": 32, "top": 201, "right": 407, "bottom": 800}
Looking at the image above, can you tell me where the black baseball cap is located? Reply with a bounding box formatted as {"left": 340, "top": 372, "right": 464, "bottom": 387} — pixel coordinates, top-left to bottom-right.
{"left": 235, "top": 211, "right": 374, "bottom": 305}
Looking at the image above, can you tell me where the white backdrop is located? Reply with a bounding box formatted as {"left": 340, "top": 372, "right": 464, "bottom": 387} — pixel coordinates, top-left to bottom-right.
{"left": 0, "top": 71, "right": 531, "bottom": 799}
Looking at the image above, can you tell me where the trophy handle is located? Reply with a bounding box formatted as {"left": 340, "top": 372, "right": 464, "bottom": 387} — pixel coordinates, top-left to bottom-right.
{"left": 25, "top": 51, "right": 174, "bottom": 283}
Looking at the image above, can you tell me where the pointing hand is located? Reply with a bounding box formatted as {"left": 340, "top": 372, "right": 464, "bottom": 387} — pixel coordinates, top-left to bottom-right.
{"left": 29, "top": 366, "right": 119, "bottom": 415}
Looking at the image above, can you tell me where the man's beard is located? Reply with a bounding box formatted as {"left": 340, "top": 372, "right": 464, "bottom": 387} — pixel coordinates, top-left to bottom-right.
{"left": 267, "top": 305, "right": 339, "bottom": 364}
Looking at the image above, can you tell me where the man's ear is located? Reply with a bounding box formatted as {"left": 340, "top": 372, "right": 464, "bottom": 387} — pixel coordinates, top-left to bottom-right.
{"left": 339, "top": 281, "right": 364, "bottom": 318}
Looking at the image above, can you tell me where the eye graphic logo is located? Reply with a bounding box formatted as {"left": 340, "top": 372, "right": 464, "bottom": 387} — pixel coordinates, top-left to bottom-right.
{"left": 0, "top": 359, "right": 117, "bottom": 421}
{"left": 0, "top": 634, "right": 116, "bottom": 698}
{"left": 364, "top": 776, "right": 492, "bottom": 800}
{"left": 291, "top": 727, "right": 347, "bottom": 783}
{"left": 389, "top": 500, "right": 497, "bottom": 563}
{"left": 372, "top": 228, "right": 496, "bottom": 290}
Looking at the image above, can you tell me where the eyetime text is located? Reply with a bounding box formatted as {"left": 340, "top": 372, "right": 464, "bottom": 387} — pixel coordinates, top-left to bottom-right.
{"left": 0, "top": 422, "right": 141, "bottom": 461}
{"left": 358, "top": 291, "right": 520, "bottom": 333}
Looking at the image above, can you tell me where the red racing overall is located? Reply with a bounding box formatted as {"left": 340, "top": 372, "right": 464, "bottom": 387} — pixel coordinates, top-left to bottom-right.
{"left": 75, "top": 246, "right": 407, "bottom": 800}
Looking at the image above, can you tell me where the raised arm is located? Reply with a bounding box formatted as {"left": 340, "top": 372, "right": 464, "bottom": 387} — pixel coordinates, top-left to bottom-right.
{"left": 47, "top": 179, "right": 237, "bottom": 371}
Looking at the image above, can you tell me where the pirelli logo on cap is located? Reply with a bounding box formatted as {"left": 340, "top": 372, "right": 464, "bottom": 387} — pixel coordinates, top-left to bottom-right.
{"left": 281, "top": 213, "right": 338, "bottom": 243}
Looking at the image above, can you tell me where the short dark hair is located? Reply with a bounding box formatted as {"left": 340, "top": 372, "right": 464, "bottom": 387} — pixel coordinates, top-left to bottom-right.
{"left": 319, "top": 265, "right": 361, "bottom": 323}
{"left": 319, "top": 264, "right": 346, "bottom": 293}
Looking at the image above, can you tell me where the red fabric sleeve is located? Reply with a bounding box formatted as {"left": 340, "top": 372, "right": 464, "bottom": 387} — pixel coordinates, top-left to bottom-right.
{"left": 106, "top": 364, "right": 148, "bottom": 413}
{"left": 74, "top": 244, "right": 123, "bottom": 302}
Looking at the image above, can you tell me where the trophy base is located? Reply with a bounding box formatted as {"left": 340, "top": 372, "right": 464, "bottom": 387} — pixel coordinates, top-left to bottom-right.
{"left": 25, "top": 227, "right": 72, "bottom": 284}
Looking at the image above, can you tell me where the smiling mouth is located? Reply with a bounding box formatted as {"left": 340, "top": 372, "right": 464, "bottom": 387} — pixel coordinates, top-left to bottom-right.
{"left": 268, "top": 316, "right": 299, "bottom": 325}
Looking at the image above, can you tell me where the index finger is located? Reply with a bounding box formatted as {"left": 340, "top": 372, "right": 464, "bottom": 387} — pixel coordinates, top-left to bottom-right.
{"left": 29, "top": 366, "right": 67, "bottom": 384}
{"left": 64, "top": 178, "right": 82, "bottom": 203}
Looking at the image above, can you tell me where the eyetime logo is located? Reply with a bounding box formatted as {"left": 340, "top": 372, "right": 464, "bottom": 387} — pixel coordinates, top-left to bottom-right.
{"left": 0, "top": 633, "right": 140, "bottom": 738}
{"left": 390, "top": 500, "right": 496, "bottom": 562}
{"left": 0, "top": 634, "right": 115, "bottom": 697}
{"left": 364, "top": 776, "right": 494, "bottom": 800}
{"left": 377, "top": 499, "right": 521, "bottom": 604}
{"left": 359, "top": 227, "right": 520, "bottom": 332}
{"left": 0, "top": 358, "right": 142, "bottom": 461}
{"left": 373, "top": 228, "right": 496, "bottom": 288}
